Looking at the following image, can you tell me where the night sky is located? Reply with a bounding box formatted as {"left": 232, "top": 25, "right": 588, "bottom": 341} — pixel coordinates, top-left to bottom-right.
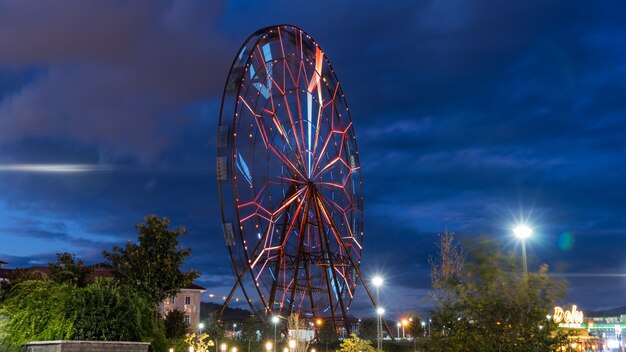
{"left": 1, "top": 1, "right": 626, "bottom": 318}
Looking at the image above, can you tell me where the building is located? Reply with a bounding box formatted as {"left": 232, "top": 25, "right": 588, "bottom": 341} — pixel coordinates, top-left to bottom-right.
{"left": 0, "top": 261, "right": 206, "bottom": 328}
{"left": 160, "top": 284, "right": 206, "bottom": 327}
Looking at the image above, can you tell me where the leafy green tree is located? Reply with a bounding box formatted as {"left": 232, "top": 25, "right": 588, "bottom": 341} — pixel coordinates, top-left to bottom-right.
{"left": 103, "top": 215, "right": 199, "bottom": 306}
{"left": 0, "top": 280, "right": 78, "bottom": 350}
{"left": 426, "top": 237, "right": 569, "bottom": 352}
{"left": 338, "top": 334, "right": 375, "bottom": 352}
{"left": 241, "top": 316, "right": 260, "bottom": 352}
{"left": 0, "top": 278, "right": 165, "bottom": 351}
{"left": 165, "top": 309, "right": 188, "bottom": 339}
{"left": 405, "top": 312, "right": 425, "bottom": 338}
{"left": 205, "top": 314, "right": 226, "bottom": 349}
{"left": 49, "top": 252, "right": 94, "bottom": 287}
{"left": 358, "top": 317, "right": 377, "bottom": 340}
{"left": 72, "top": 280, "right": 156, "bottom": 341}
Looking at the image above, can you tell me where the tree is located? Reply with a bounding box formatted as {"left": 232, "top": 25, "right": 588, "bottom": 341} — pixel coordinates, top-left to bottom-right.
{"left": 426, "top": 237, "right": 569, "bottom": 352}
{"left": 405, "top": 312, "right": 425, "bottom": 338}
{"left": 0, "top": 279, "right": 159, "bottom": 351}
{"left": 241, "top": 316, "right": 260, "bottom": 352}
{"left": 358, "top": 317, "right": 377, "bottom": 340}
{"left": 0, "top": 280, "right": 78, "bottom": 351}
{"left": 72, "top": 279, "right": 156, "bottom": 341}
{"left": 165, "top": 309, "right": 188, "bottom": 339}
{"left": 49, "top": 252, "right": 94, "bottom": 287}
{"left": 338, "top": 334, "right": 375, "bottom": 352}
{"left": 205, "top": 314, "right": 226, "bottom": 349}
{"left": 287, "top": 313, "right": 309, "bottom": 352}
{"left": 103, "top": 215, "right": 199, "bottom": 306}
{"left": 185, "top": 332, "right": 214, "bottom": 352}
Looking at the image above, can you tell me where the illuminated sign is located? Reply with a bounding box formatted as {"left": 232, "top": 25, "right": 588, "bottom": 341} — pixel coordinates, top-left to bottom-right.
{"left": 553, "top": 305, "right": 583, "bottom": 325}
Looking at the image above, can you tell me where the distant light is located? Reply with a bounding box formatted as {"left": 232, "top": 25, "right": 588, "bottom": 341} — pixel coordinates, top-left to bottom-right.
{"left": 265, "top": 342, "right": 272, "bottom": 351}
{"left": 372, "top": 276, "right": 383, "bottom": 287}
{"left": 377, "top": 307, "right": 385, "bottom": 315}
{"left": 513, "top": 225, "right": 533, "bottom": 239}
{"left": 272, "top": 316, "right": 280, "bottom": 324}
{"left": 289, "top": 340, "right": 296, "bottom": 349}
{"left": 397, "top": 322, "right": 401, "bottom": 327}
{"left": 198, "top": 323, "right": 205, "bottom": 330}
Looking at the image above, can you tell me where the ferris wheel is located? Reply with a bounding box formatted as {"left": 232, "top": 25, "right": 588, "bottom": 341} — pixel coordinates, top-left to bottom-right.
{"left": 217, "top": 25, "right": 378, "bottom": 332}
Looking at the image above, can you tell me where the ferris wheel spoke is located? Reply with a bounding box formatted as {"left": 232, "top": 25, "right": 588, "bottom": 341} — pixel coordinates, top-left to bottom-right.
{"left": 268, "top": 144, "right": 306, "bottom": 180}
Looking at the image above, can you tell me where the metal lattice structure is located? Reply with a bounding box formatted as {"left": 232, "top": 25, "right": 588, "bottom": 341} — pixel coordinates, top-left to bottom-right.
{"left": 217, "top": 25, "right": 379, "bottom": 333}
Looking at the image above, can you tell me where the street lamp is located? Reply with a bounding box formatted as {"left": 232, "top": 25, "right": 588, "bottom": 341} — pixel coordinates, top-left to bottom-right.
{"left": 513, "top": 224, "right": 533, "bottom": 279}
{"left": 372, "top": 276, "right": 384, "bottom": 352}
{"left": 401, "top": 319, "right": 408, "bottom": 339}
{"left": 396, "top": 322, "right": 401, "bottom": 338}
{"left": 271, "top": 316, "right": 280, "bottom": 352}
{"left": 220, "top": 344, "right": 227, "bottom": 352}
{"left": 288, "top": 340, "right": 296, "bottom": 352}
{"left": 421, "top": 322, "right": 426, "bottom": 336}
{"left": 265, "top": 342, "right": 273, "bottom": 352}
{"left": 198, "top": 323, "right": 205, "bottom": 331}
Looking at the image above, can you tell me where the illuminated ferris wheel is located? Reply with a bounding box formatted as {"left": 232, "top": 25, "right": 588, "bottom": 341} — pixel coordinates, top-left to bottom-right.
{"left": 217, "top": 25, "right": 378, "bottom": 332}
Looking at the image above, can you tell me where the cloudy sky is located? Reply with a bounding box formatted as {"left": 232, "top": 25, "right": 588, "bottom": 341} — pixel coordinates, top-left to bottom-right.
{"left": 1, "top": 0, "right": 625, "bottom": 317}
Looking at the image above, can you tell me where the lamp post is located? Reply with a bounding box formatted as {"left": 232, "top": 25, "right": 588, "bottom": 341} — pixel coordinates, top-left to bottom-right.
{"left": 377, "top": 307, "right": 385, "bottom": 350}
{"left": 396, "top": 323, "right": 401, "bottom": 338}
{"left": 272, "top": 316, "right": 280, "bottom": 352}
{"left": 265, "top": 342, "right": 273, "bottom": 352}
{"left": 421, "top": 322, "right": 426, "bottom": 336}
{"left": 513, "top": 224, "right": 532, "bottom": 279}
{"left": 401, "top": 319, "right": 408, "bottom": 339}
{"left": 372, "top": 276, "right": 383, "bottom": 352}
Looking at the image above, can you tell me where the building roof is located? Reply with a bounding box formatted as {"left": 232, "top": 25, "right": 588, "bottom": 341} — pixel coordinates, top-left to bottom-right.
{"left": 0, "top": 268, "right": 13, "bottom": 280}
{"left": 184, "top": 283, "right": 206, "bottom": 291}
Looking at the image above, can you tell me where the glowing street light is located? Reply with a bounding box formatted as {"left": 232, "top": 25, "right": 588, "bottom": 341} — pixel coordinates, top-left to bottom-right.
{"left": 288, "top": 340, "right": 296, "bottom": 352}
{"left": 265, "top": 342, "right": 272, "bottom": 352}
{"left": 396, "top": 322, "right": 401, "bottom": 338}
{"left": 513, "top": 224, "right": 533, "bottom": 279}
{"left": 401, "top": 319, "right": 408, "bottom": 339}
